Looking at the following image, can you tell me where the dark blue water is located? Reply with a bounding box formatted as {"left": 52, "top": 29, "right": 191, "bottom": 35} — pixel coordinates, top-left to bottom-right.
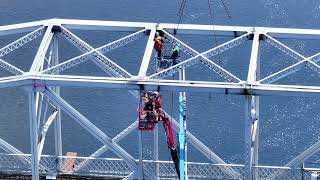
{"left": 1, "top": 0, "right": 320, "bottom": 167}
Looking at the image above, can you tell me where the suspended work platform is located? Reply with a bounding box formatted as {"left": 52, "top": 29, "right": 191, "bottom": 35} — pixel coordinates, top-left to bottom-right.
{"left": 1, "top": 19, "right": 320, "bottom": 179}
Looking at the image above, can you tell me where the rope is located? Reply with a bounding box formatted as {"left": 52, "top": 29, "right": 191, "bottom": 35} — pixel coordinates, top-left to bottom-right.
{"left": 176, "top": 0, "right": 187, "bottom": 33}
{"left": 220, "top": 0, "right": 232, "bottom": 20}
{"left": 207, "top": 0, "right": 219, "bottom": 48}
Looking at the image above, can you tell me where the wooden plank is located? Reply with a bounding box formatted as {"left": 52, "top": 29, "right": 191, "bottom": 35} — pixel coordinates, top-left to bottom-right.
{"left": 62, "top": 152, "right": 77, "bottom": 172}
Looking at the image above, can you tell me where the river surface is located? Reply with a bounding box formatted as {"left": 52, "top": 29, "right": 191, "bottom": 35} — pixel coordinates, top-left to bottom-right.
{"left": 1, "top": 0, "right": 320, "bottom": 167}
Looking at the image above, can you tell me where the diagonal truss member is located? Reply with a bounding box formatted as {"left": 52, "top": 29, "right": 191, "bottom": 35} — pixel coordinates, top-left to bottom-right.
{"left": 42, "top": 87, "right": 156, "bottom": 179}
{"left": 42, "top": 29, "right": 146, "bottom": 75}
{"left": 0, "top": 26, "right": 45, "bottom": 57}
{"left": 59, "top": 26, "right": 132, "bottom": 78}
{"left": 259, "top": 34, "right": 320, "bottom": 83}
{"left": 148, "top": 32, "right": 248, "bottom": 82}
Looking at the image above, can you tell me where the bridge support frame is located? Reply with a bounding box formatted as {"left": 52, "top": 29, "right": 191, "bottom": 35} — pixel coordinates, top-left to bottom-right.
{"left": 2, "top": 19, "right": 320, "bottom": 179}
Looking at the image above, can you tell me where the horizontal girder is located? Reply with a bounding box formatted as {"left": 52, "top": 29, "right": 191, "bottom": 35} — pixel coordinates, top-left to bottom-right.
{"left": 2, "top": 18, "right": 320, "bottom": 39}
{"left": 0, "top": 74, "right": 320, "bottom": 97}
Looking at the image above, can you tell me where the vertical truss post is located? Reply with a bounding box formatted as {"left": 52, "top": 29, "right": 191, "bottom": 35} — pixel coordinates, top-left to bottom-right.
{"left": 246, "top": 32, "right": 261, "bottom": 180}
{"left": 252, "top": 96, "right": 259, "bottom": 167}
{"left": 244, "top": 95, "right": 253, "bottom": 180}
{"left": 52, "top": 34, "right": 62, "bottom": 171}
{"left": 154, "top": 124, "right": 159, "bottom": 180}
{"left": 179, "top": 68, "right": 187, "bottom": 180}
{"left": 252, "top": 49, "right": 260, "bottom": 179}
{"left": 138, "top": 130, "right": 144, "bottom": 180}
{"left": 29, "top": 90, "right": 39, "bottom": 180}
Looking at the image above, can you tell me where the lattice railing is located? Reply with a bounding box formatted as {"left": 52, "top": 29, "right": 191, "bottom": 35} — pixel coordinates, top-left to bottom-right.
{"left": 1, "top": 153, "right": 319, "bottom": 179}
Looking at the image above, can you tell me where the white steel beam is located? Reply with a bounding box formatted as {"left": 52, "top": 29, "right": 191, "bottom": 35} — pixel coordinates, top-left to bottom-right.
{"left": 154, "top": 124, "right": 159, "bottom": 180}
{"left": 260, "top": 34, "right": 320, "bottom": 84}
{"left": 137, "top": 27, "right": 156, "bottom": 78}
{"left": 0, "top": 138, "right": 33, "bottom": 168}
{"left": 26, "top": 74, "right": 320, "bottom": 97}
{"left": 0, "top": 138, "right": 26, "bottom": 154}
{"left": 29, "top": 91, "right": 40, "bottom": 180}
{"left": 0, "top": 20, "right": 45, "bottom": 36}
{"left": 247, "top": 33, "right": 261, "bottom": 178}
{"left": 38, "top": 110, "right": 58, "bottom": 162}
{"left": 30, "top": 25, "right": 54, "bottom": 72}
{"left": 162, "top": 30, "right": 242, "bottom": 83}
{"left": 148, "top": 32, "right": 248, "bottom": 81}
{"left": 59, "top": 18, "right": 155, "bottom": 31}
{"left": 3, "top": 19, "right": 320, "bottom": 38}
{"left": 264, "top": 34, "right": 305, "bottom": 62}
{"left": 247, "top": 33, "right": 260, "bottom": 84}
{"left": 0, "top": 75, "right": 29, "bottom": 89}
{"left": 285, "top": 141, "right": 320, "bottom": 168}
{"left": 75, "top": 121, "right": 138, "bottom": 171}
{"left": 51, "top": 35, "right": 63, "bottom": 171}
{"left": 138, "top": 131, "right": 143, "bottom": 180}
{"left": 0, "top": 26, "right": 45, "bottom": 57}
{"left": 59, "top": 26, "right": 132, "bottom": 78}
{"left": 0, "top": 58, "right": 24, "bottom": 75}
{"left": 42, "top": 88, "right": 156, "bottom": 179}
{"left": 42, "top": 29, "right": 145, "bottom": 74}
{"left": 244, "top": 96, "right": 253, "bottom": 180}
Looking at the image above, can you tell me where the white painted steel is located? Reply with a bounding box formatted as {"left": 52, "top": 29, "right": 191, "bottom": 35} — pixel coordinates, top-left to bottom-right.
{"left": 0, "top": 138, "right": 21, "bottom": 154}
{"left": 43, "top": 88, "right": 156, "bottom": 179}
{"left": 0, "top": 20, "right": 45, "bottom": 36}
{"left": 29, "top": 92, "right": 40, "bottom": 180}
{"left": 148, "top": 32, "right": 248, "bottom": 81}
{"left": 247, "top": 33, "right": 260, "bottom": 84}
{"left": 60, "top": 26, "right": 132, "bottom": 78}
{"left": 51, "top": 35, "right": 63, "bottom": 171}
{"left": 0, "top": 26, "right": 45, "bottom": 57}
{"left": 42, "top": 29, "right": 145, "bottom": 75}
{"left": 0, "top": 58, "right": 24, "bottom": 75}
{"left": 138, "top": 131, "right": 143, "bottom": 180}
{"left": 2, "top": 19, "right": 320, "bottom": 179}
{"left": 137, "top": 27, "right": 156, "bottom": 78}
{"left": 38, "top": 110, "right": 58, "bottom": 162}
{"left": 74, "top": 121, "right": 138, "bottom": 172}
{"left": 161, "top": 30, "right": 241, "bottom": 82}
{"left": 30, "top": 25, "right": 54, "bottom": 72}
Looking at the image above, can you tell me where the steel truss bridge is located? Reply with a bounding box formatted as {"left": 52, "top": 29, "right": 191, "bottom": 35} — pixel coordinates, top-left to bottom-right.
{"left": 0, "top": 19, "right": 320, "bottom": 180}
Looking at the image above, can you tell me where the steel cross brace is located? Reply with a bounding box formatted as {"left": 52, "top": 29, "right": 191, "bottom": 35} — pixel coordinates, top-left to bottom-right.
{"left": 148, "top": 32, "right": 248, "bottom": 82}
{"left": 38, "top": 73, "right": 242, "bottom": 178}
{"left": 0, "top": 26, "right": 45, "bottom": 57}
{"left": 0, "top": 137, "right": 32, "bottom": 166}
{"left": 0, "top": 27, "right": 45, "bottom": 76}
{"left": 0, "top": 58, "right": 24, "bottom": 75}
{"left": 42, "top": 29, "right": 146, "bottom": 74}
{"left": 74, "top": 121, "right": 138, "bottom": 171}
{"left": 259, "top": 58, "right": 320, "bottom": 84}
{"left": 260, "top": 34, "right": 320, "bottom": 83}
{"left": 42, "top": 87, "right": 156, "bottom": 179}
{"left": 285, "top": 141, "right": 320, "bottom": 168}
{"left": 162, "top": 30, "right": 241, "bottom": 83}
{"left": 59, "top": 26, "right": 132, "bottom": 78}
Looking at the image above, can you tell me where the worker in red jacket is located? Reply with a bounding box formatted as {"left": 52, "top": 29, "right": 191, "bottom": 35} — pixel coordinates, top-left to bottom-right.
{"left": 154, "top": 32, "right": 164, "bottom": 59}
